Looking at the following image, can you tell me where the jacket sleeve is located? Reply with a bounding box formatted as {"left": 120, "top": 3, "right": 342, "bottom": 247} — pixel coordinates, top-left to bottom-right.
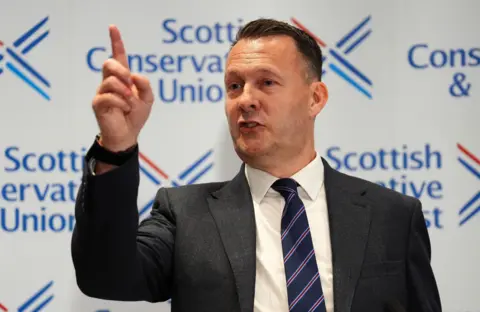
{"left": 406, "top": 199, "right": 442, "bottom": 312}
{"left": 71, "top": 143, "right": 175, "bottom": 302}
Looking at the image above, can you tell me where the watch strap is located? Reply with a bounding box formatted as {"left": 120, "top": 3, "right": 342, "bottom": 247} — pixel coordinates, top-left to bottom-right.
{"left": 90, "top": 135, "right": 138, "bottom": 166}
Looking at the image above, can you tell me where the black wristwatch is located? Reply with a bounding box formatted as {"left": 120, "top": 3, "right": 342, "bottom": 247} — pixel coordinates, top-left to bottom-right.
{"left": 89, "top": 135, "right": 138, "bottom": 166}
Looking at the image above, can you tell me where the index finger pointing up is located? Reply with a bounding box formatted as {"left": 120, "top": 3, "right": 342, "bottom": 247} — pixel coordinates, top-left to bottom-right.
{"left": 109, "top": 25, "right": 129, "bottom": 69}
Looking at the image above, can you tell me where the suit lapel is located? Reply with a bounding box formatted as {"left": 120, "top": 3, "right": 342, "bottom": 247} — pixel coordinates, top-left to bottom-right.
{"left": 206, "top": 164, "right": 256, "bottom": 312}
{"left": 322, "top": 158, "right": 372, "bottom": 312}
{"left": 205, "top": 159, "right": 372, "bottom": 312}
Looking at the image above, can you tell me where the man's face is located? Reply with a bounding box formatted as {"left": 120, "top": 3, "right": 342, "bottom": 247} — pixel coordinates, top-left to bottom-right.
{"left": 224, "top": 35, "right": 321, "bottom": 163}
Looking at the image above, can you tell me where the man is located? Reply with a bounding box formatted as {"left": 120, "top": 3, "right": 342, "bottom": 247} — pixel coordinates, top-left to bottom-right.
{"left": 71, "top": 18, "right": 442, "bottom": 312}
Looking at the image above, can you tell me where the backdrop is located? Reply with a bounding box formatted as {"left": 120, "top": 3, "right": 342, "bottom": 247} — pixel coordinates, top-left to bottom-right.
{"left": 0, "top": 0, "right": 478, "bottom": 311}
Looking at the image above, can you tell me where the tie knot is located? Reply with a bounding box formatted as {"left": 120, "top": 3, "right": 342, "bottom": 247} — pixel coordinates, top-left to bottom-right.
{"left": 271, "top": 178, "right": 299, "bottom": 199}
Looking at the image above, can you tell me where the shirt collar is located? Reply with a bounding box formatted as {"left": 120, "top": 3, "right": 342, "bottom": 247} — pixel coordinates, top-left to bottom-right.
{"left": 244, "top": 152, "right": 324, "bottom": 204}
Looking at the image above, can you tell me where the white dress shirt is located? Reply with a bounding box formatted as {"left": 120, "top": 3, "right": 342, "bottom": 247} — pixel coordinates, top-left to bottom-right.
{"left": 245, "top": 152, "right": 334, "bottom": 312}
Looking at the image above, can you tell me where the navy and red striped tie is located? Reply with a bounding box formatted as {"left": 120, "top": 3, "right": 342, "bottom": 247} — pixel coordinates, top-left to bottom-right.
{"left": 272, "top": 178, "right": 326, "bottom": 312}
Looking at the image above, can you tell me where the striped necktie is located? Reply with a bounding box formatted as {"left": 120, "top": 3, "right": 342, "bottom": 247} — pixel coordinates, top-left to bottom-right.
{"left": 272, "top": 178, "right": 326, "bottom": 312}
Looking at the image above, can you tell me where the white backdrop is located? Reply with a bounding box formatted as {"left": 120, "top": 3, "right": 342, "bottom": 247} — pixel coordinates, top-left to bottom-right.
{"left": 0, "top": 0, "right": 478, "bottom": 311}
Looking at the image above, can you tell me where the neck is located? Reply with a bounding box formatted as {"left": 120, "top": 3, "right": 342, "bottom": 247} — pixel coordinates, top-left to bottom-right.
{"left": 246, "top": 143, "right": 317, "bottom": 178}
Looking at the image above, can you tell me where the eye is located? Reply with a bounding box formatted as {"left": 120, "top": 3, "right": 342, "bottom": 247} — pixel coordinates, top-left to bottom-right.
{"left": 263, "top": 79, "right": 275, "bottom": 86}
{"left": 228, "top": 83, "right": 242, "bottom": 91}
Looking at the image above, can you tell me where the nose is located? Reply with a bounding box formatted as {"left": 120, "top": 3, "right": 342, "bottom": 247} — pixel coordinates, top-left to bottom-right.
{"left": 237, "top": 84, "right": 260, "bottom": 112}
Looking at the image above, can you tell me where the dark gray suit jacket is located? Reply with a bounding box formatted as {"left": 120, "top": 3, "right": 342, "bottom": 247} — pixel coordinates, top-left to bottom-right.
{"left": 71, "top": 145, "right": 442, "bottom": 312}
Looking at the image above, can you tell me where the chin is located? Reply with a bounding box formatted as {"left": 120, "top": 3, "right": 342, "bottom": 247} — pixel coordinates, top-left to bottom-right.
{"left": 233, "top": 140, "right": 269, "bottom": 160}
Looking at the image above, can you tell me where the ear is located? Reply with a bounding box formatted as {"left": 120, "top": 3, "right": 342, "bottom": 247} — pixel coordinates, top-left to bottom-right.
{"left": 309, "top": 81, "right": 328, "bottom": 118}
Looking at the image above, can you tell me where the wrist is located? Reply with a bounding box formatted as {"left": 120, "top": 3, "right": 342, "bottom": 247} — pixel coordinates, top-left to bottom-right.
{"left": 90, "top": 135, "right": 138, "bottom": 167}
{"left": 98, "top": 136, "right": 137, "bottom": 153}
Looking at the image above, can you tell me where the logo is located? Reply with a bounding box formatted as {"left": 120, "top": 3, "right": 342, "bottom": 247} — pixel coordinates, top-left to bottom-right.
{"left": 291, "top": 15, "right": 373, "bottom": 99}
{"left": 138, "top": 149, "right": 214, "bottom": 219}
{"left": 0, "top": 16, "right": 51, "bottom": 101}
{"left": 325, "top": 143, "right": 444, "bottom": 229}
{"left": 407, "top": 44, "right": 479, "bottom": 98}
{"left": 86, "top": 18, "right": 244, "bottom": 104}
{"left": 0, "top": 145, "right": 84, "bottom": 234}
{"left": 0, "top": 280, "right": 54, "bottom": 311}
{"left": 457, "top": 143, "right": 479, "bottom": 226}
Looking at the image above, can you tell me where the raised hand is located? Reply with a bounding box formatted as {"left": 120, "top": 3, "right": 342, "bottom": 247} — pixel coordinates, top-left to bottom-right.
{"left": 92, "top": 25, "right": 154, "bottom": 152}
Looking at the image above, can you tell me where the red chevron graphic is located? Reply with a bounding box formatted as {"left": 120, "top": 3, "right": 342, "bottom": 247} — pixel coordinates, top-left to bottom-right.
{"left": 0, "top": 302, "right": 8, "bottom": 311}
{"left": 457, "top": 143, "right": 480, "bottom": 166}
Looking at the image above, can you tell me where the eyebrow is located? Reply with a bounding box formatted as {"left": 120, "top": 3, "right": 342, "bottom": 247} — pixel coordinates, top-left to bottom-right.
{"left": 225, "top": 67, "right": 284, "bottom": 80}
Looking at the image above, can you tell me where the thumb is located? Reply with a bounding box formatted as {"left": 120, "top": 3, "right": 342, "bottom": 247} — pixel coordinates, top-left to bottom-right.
{"left": 131, "top": 74, "right": 154, "bottom": 105}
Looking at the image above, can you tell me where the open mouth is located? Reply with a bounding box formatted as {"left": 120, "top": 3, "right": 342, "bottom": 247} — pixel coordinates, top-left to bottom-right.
{"left": 240, "top": 122, "right": 260, "bottom": 128}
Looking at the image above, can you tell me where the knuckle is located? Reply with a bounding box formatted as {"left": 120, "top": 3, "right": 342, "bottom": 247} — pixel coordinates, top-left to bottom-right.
{"left": 98, "top": 93, "right": 115, "bottom": 104}
{"left": 103, "top": 63, "right": 130, "bottom": 82}
{"left": 93, "top": 94, "right": 128, "bottom": 112}
{"left": 92, "top": 96, "right": 102, "bottom": 109}
{"left": 102, "top": 58, "right": 115, "bottom": 72}
{"left": 104, "top": 75, "right": 119, "bottom": 86}
{"left": 93, "top": 94, "right": 107, "bottom": 106}
{"left": 103, "top": 59, "right": 126, "bottom": 76}
{"left": 102, "top": 77, "right": 125, "bottom": 92}
{"left": 103, "top": 58, "right": 117, "bottom": 67}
